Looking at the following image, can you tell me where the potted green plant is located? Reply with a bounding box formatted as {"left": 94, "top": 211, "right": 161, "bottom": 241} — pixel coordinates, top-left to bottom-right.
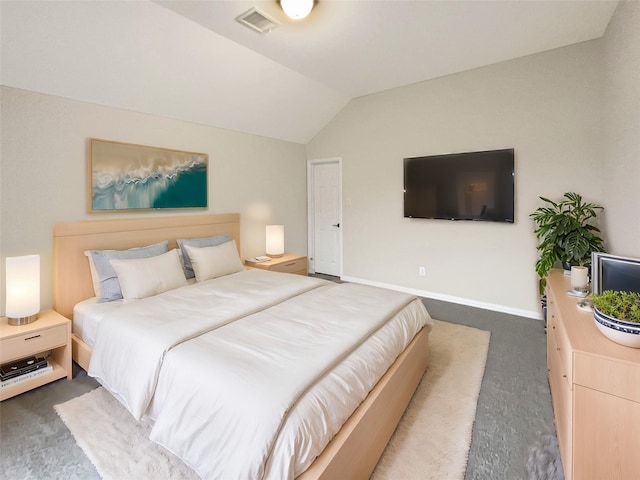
{"left": 530, "top": 192, "right": 605, "bottom": 293}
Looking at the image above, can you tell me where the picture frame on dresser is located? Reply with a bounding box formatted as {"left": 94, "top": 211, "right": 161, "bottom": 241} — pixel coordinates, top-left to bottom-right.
{"left": 591, "top": 251, "right": 640, "bottom": 295}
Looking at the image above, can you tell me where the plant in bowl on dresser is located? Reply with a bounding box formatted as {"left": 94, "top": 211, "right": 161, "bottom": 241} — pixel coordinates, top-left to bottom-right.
{"left": 530, "top": 192, "right": 605, "bottom": 293}
{"left": 593, "top": 291, "right": 640, "bottom": 322}
{"left": 591, "top": 290, "right": 640, "bottom": 348}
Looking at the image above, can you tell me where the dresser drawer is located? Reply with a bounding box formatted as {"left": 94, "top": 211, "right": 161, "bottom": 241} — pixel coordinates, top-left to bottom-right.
{"left": 548, "top": 311, "right": 573, "bottom": 387}
{"left": 549, "top": 358, "right": 573, "bottom": 480}
{"left": 0, "top": 324, "right": 68, "bottom": 363}
{"left": 574, "top": 385, "right": 640, "bottom": 480}
{"left": 272, "top": 257, "right": 307, "bottom": 274}
{"left": 575, "top": 352, "right": 640, "bottom": 403}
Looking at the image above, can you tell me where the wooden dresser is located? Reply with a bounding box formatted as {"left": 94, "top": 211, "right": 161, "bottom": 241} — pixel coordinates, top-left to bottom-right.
{"left": 546, "top": 269, "right": 640, "bottom": 480}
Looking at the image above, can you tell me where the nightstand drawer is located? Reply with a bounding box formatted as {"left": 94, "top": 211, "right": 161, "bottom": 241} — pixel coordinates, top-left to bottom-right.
{"left": 0, "top": 324, "right": 68, "bottom": 363}
{"left": 272, "top": 257, "right": 307, "bottom": 274}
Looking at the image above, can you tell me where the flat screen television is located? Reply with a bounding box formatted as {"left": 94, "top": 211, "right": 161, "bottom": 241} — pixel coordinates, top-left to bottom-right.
{"left": 591, "top": 252, "right": 640, "bottom": 295}
{"left": 403, "top": 148, "right": 515, "bottom": 222}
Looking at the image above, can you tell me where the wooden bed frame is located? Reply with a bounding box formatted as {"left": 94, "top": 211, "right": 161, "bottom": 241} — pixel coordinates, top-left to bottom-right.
{"left": 53, "top": 213, "right": 429, "bottom": 479}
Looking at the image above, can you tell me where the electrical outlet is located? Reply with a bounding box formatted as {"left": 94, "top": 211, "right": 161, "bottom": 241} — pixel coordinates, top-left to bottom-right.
{"left": 419, "top": 266, "right": 426, "bottom": 277}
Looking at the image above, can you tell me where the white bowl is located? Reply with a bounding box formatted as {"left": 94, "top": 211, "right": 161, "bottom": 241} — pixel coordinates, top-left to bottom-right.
{"left": 593, "top": 308, "right": 640, "bottom": 348}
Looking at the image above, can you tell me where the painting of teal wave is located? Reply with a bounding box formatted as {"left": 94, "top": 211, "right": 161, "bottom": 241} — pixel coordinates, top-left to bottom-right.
{"left": 91, "top": 148, "right": 207, "bottom": 210}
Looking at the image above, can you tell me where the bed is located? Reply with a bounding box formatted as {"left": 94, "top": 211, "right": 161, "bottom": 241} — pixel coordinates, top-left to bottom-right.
{"left": 53, "top": 213, "right": 432, "bottom": 479}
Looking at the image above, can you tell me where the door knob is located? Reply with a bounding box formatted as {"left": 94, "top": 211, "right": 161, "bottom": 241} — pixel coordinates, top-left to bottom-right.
{"left": 332, "top": 223, "right": 340, "bottom": 228}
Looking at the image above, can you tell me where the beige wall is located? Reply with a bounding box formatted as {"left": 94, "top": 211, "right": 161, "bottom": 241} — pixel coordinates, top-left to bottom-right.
{"left": 602, "top": 0, "right": 640, "bottom": 257}
{"left": 2, "top": 3, "right": 635, "bottom": 319}
{"left": 307, "top": 41, "right": 606, "bottom": 317}
{"left": 0, "top": 87, "right": 308, "bottom": 313}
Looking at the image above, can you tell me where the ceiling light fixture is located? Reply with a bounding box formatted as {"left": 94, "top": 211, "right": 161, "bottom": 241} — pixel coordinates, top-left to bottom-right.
{"left": 280, "top": 0, "right": 314, "bottom": 20}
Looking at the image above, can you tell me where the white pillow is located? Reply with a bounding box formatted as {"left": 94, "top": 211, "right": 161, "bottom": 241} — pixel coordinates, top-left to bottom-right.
{"left": 84, "top": 241, "right": 169, "bottom": 302}
{"left": 184, "top": 240, "right": 243, "bottom": 282}
{"left": 109, "top": 249, "right": 188, "bottom": 302}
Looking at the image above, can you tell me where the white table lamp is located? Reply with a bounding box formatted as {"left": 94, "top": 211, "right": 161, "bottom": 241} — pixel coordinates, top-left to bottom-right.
{"left": 266, "top": 225, "right": 284, "bottom": 258}
{"left": 6, "top": 254, "right": 40, "bottom": 326}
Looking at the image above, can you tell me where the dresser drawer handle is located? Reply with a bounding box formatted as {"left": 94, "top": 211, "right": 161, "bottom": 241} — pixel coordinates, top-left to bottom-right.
{"left": 285, "top": 262, "right": 296, "bottom": 267}
{"left": 24, "top": 334, "right": 41, "bottom": 341}
{"left": 562, "top": 374, "right": 567, "bottom": 378}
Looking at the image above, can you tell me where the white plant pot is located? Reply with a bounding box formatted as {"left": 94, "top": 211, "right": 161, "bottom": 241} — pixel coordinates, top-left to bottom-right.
{"left": 593, "top": 307, "right": 640, "bottom": 348}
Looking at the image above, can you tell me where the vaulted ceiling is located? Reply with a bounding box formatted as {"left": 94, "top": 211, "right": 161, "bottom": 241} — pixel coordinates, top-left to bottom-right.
{"left": 1, "top": 1, "right": 618, "bottom": 144}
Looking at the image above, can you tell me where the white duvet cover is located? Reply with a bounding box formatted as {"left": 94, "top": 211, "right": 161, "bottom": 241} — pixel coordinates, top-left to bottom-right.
{"left": 149, "top": 282, "right": 430, "bottom": 479}
{"left": 73, "top": 297, "right": 123, "bottom": 348}
{"left": 89, "top": 269, "right": 329, "bottom": 419}
{"left": 88, "top": 270, "right": 432, "bottom": 479}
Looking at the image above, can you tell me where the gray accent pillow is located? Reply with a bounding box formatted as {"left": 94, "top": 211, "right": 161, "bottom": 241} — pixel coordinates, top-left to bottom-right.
{"left": 87, "top": 241, "right": 169, "bottom": 302}
{"left": 177, "top": 233, "right": 232, "bottom": 279}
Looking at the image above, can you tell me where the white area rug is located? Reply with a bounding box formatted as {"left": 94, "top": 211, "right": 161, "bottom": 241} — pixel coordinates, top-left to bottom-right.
{"left": 55, "top": 319, "right": 490, "bottom": 479}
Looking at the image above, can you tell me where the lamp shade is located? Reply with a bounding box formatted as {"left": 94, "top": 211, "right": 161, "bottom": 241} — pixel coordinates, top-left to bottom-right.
{"left": 266, "top": 225, "right": 285, "bottom": 257}
{"left": 280, "top": 0, "right": 314, "bottom": 19}
{"left": 6, "top": 255, "right": 40, "bottom": 325}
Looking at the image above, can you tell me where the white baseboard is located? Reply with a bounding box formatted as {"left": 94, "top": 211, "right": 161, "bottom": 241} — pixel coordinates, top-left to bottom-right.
{"left": 340, "top": 275, "right": 542, "bottom": 320}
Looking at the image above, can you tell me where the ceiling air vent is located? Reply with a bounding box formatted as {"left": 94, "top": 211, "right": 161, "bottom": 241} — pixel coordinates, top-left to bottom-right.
{"left": 236, "top": 8, "right": 279, "bottom": 34}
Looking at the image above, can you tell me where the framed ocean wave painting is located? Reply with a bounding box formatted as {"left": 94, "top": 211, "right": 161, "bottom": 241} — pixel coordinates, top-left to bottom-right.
{"left": 89, "top": 139, "right": 207, "bottom": 211}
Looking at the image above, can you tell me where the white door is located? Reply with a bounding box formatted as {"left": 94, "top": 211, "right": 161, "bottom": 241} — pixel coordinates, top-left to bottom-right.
{"left": 308, "top": 159, "right": 341, "bottom": 276}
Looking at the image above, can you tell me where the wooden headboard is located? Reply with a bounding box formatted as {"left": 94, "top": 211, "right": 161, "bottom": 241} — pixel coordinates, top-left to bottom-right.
{"left": 53, "top": 213, "right": 241, "bottom": 319}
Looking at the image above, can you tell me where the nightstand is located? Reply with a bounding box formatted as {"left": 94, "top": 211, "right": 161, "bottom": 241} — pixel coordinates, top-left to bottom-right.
{"left": 1, "top": 309, "right": 72, "bottom": 400}
{"left": 245, "top": 254, "right": 308, "bottom": 276}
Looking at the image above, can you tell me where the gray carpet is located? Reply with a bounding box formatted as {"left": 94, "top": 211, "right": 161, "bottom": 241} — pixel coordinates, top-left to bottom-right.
{"left": 526, "top": 432, "right": 565, "bottom": 480}
{"left": 0, "top": 364, "right": 100, "bottom": 479}
{"left": 422, "top": 298, "right": 560, "bottom": 480}
{"left": 0, "top": 295, "right": 560, "bottom": 480}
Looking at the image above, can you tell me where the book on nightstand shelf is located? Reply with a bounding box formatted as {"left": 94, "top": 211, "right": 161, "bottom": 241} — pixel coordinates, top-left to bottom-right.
{"left": 0, "top": 365, "right": 53, "bottom": 389}
{"left": 1, "top": 356, "right": 51, "bottom": 388}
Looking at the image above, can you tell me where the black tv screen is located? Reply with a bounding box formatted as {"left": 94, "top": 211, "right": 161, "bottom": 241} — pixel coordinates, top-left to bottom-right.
{"left": 403, "top": 148, "right": 515, "bottom": 222}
